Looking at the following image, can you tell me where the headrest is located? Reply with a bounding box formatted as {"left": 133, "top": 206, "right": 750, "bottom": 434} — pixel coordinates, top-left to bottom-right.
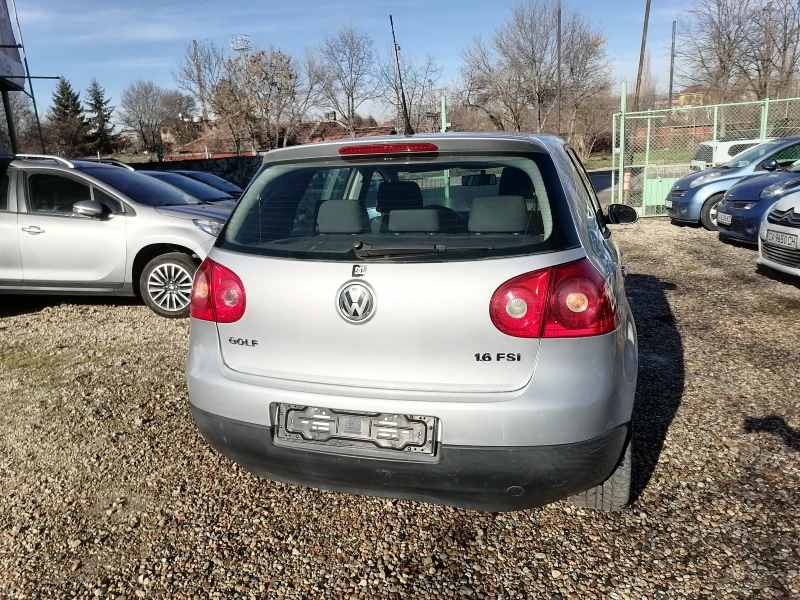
{"left": 498, "top": 167, "right": 535, "bottom": 199}
{"left": 388, "top": 209, "right": 440, "bottom": 232}
{"left": 468, "top": 196, "right": 529, "bottom": 233}
{"left": 377, "top": 181, "right": 423, "bottom": 213}
{"left": 316, "top": 200, "right": 365, "bottom": 233}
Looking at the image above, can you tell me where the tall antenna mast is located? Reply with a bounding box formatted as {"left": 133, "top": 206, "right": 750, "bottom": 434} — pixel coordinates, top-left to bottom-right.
{"left": 390, "top": 15, "right": 414, "bottom": 136}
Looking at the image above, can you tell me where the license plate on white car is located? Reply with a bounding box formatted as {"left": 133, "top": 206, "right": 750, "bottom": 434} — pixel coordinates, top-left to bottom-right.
{"left": 665, "top": 199, "right": 673, "bottom": 209}
{"left": 717, "top": 212, "right": 732, "bottom": 225}
{"left": 766, "top": 229, "right": 798, "bottom": 249}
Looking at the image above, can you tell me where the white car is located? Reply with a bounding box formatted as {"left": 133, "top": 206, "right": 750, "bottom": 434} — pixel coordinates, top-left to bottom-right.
{"left": 690, "top": 139, "right": 770, "bottom": 171}
{"left": 758, "top": 190, "right": 800, "bottom": 277}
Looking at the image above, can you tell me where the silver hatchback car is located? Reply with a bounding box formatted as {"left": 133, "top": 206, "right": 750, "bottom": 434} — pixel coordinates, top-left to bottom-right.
{"left": 187, "top": 134, "right": 639, "bottom": 512}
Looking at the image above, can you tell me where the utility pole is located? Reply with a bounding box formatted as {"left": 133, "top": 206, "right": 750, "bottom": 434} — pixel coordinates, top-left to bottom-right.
{"left": 668, "top": 20, "right": 676, "bottom": 109}
{"left": 556, "top": 0, "right": 562, "bottom": 136}
{"left": 633, "top": 0, "right": 652, "bottom": 112}
{"left": 10, "top": 0, "right": 45, "bottom": 152}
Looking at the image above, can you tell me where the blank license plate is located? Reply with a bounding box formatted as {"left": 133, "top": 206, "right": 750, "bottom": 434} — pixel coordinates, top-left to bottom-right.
{"left": 717, "top": 212, "right": 732, "bottom": 225}
{"left": 665, "top": 199, "right": 673, "bottom": 209}
{"left": 274, "top": 404, "right": 437, "bottom": 459}
{"left": 766, "top": 229, "right": 798, "bottom": 249}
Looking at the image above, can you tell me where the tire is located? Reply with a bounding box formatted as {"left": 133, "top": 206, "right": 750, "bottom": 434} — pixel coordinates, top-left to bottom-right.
{"left": 139, "top": 252, "right": 198, "bottom": 319}
{"left": 569, "top": 440, "right": 631, "bottom": 511}
{"left": 700, "top": 194, "right": 724, "bottom": 231}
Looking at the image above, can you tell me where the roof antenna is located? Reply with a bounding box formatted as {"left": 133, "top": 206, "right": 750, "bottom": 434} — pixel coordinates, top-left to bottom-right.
{"left": 390, "top": 15, "right": 414, "bottom": 136}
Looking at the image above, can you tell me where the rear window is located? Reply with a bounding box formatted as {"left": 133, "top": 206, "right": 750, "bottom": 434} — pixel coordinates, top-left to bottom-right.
{"left": 218, "top": 153, "right": 579, "bottom": 262}
{"left": 693, "top": 144, "right": 713, "bottom": 162}
{"left": 728, "top": 143, "right": 757, "bottom": 157}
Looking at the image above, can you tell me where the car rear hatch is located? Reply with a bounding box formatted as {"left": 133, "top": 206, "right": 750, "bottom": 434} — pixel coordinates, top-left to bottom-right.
{"left": 199, "top": 139, "right": 583, "bottom": 393}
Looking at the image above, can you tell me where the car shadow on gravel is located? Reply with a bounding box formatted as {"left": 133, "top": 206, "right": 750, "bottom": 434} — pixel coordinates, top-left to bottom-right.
{"left": 0, "top": 295, "right": 141, "bottom": 318}
{"left": 755, "top": 265, "right": 800, "bottom": 289}
{"left": 743, "top": 416, "right": 800, "bottom": 451}
{"left": 625, "top": 274, "right": 685, "bottom": 502}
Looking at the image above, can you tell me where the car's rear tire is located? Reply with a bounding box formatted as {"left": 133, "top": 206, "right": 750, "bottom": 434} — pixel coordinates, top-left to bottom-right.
{"left": 139, "top": 252, "right": 198, "bottom": 318}
{"left": 700, "top": 194, "right": 724, "bottom": 231}
{"left": 569, "top": 440, "right": 631, "bottom": 511}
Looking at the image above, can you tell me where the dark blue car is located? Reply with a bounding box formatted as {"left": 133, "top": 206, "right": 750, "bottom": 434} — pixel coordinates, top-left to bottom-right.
{"left": 717, "top": 163, "right": 800, "bottom": 244}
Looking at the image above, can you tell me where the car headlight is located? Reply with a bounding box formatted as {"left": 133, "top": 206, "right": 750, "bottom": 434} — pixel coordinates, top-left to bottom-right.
{"left": 193, "top": 219, "right": 223, "bottom": 236}
{"left": 759, "top": 179, "right": 800, "bottom": 198}
{"left": 690, "top": 172, "right": 723, "bottom": 188}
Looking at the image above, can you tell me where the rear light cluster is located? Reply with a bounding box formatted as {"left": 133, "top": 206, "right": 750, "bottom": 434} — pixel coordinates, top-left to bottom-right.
{"left": 191, "top": 259, "right": 246, "bottom": 323}
{"left": 490, "top": 259, "right": 617, "bottom": 338}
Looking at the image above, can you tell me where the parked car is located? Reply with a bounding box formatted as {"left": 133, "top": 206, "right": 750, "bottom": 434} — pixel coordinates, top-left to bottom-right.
{"left": 187, "top": 133, "right": 640, "bottom": 512}
{"left": 758, "top": 191, "right": 800, "bottom": 276}
{"left": 171, "top": 170, "right": 244, "bottom": 199}
{"left": 139, "top": 171, "right": 236, "bottom": 205}
{"left": 666, "top": 137, "right": 800, "bottom": 230}
{"left": 690, "top": 138, "right": 768, "bottom": 172}
{"left": 717, "top": 161, "right": 800, "bottom": 244}
{"left": 0, "top": 154, "right": 231, "bottom": 318}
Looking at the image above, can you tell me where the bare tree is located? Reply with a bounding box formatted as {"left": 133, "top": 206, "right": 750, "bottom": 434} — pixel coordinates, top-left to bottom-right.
{"left": 174, "top": 40, "right": 226, "bottom": 119}
{"left": 120, "top": 81, "right": 193, "bottom": 160}
{"left": 379, "top": 50, "right": 443, "bottom": 132}
{"left": 456, "top": 0, "right": 610, "bottom": 137}
{"left": 284, "top": 49, "right": 325, "bottom": 145}
{"left": 319, "top": 25, "right": 379, "bottom": 136}
{"left": 677, "top": 0, "right": 754, "bottom": 102}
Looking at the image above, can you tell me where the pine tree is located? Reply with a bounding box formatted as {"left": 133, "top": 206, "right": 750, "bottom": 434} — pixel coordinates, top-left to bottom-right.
{"left": 85, "top": 78, "right": 115, "bottom": 155}
{"left": 49, "top": 77, "right": 89, "bottom": 155}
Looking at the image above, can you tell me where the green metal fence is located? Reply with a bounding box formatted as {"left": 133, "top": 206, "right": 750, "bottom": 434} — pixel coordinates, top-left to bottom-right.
{"left": 611, "top": 92, "right": 800, "bottom": 216}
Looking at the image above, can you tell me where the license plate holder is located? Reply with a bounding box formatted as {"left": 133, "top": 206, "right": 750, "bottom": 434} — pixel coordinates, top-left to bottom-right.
{"left": 766, "top": 229, "right": 798, "bottom": 249}
{"left": 717, "top": 212, "right": 732, "bottom": 225}
{"left": 665, "top": 199, "right": 673, "bottom": 209}
{"left": 274, "top": 404, "right": 438, "bottom": 460}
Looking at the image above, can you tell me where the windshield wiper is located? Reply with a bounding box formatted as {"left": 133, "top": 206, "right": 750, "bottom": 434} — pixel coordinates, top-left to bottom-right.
{"left": 352, "top": 241, "right": 495, "bottom": 258}
{"left": 353, "top": 241, "right": 446, "bottom": 258}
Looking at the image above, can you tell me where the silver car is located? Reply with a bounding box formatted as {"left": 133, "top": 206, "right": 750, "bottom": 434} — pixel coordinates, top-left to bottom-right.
{"left": 0, "top": 155, "right": 231, "bottom": 318}
{"left": 187, "top": 134, "right": 639, "bottom": 512}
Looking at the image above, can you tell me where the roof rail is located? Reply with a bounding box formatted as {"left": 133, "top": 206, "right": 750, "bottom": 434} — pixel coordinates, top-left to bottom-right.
{"left": 15, "top": 154, "right": 75, "bottom": 168}
{"left": 80, "top": 158, "right": 135, "bottom": 170}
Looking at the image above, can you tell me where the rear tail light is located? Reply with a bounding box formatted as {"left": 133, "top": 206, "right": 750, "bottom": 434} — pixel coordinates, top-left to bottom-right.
{"left": 190, "top": 259, "right": 247, "bottom": 323}
{"left": 338, "top": 143, "right": 438, "bottom": 156}
{"left": 489, "top": 259, "right": 618, "bottom": 338}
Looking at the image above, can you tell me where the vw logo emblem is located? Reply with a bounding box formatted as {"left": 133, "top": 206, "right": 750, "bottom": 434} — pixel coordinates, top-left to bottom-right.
{"left": 338, "top": 284, "right": 375, "bottom": 323}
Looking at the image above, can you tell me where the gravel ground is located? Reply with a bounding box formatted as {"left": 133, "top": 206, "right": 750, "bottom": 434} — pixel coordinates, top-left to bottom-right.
{"left": 0, "top": 219, "right": 798, "bottom": 600}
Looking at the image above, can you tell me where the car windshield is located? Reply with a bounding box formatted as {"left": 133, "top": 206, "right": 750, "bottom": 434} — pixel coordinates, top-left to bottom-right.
{"left": 218, "top": 153, "right": 580, "bottom": 262}
{"left": 142, "top": 171, "right": 231, "bottom": 201}
{"left": 81, "top": 167, "right": 199, "bottom": 206}
{"left": 179, "top": 171, "right": 242, "bottom": 194}
{"left": 693, "top": 144, "right": 713, "bottom": 162}
{"left": 722, "top": 141, "right": 781, "bottom": 168}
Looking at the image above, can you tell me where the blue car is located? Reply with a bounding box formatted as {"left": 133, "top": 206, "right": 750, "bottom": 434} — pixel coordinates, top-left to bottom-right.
{"left": 666, "top": 137, "right": 800, "bottom": 230}
{"left": 716, "top": 163, "right": 800, "bottom": 244}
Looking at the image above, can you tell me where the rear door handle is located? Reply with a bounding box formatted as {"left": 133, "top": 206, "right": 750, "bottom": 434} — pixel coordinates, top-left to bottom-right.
{"left": 21, "top": 226, "right": 45, "bottom": 235}
{"left": 621, "top": 266, "right": 629, "bottom": 278}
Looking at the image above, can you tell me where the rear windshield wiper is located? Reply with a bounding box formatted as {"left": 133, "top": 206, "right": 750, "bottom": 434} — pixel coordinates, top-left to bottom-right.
{"left": 352, "top": 241, "right": 495, "bottom": 258}
{"left": 353, "top": 241, "right": 445, "bottom": 258}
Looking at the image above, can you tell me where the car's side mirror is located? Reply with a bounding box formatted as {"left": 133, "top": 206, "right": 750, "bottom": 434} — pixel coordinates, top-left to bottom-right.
{"left": 72, "top": 200, "right": 104, "bottom": 218}
{"left": 605, "top": 203, "right": 639, "bottom": 225}
{"left": 763, "top": 159, "right": 778, "bottom": 172}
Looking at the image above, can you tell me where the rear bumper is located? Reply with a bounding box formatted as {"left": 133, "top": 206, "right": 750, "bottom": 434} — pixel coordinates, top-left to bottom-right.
{"left": 190, "top": 405, "right": 629, "bottom": 512}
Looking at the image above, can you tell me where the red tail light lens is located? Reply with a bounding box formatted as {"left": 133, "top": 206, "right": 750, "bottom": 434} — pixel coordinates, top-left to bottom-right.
{"left": 489, "top": 269, "right": 551, "bottom": 337}
{"left": 190, "top": 259, "right": 247, "bottom": 323}
{"left": 542, "top": 259, "right": 617, "bottom": 338}
{"left": 338, "top": 143, "right": 438, "bottom": 156}
{"left": 489, "top": 259, "right": 618, "bottom": 339}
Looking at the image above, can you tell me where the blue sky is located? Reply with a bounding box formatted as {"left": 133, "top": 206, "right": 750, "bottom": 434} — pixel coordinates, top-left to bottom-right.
{"left": 16, "top": 0, "right": 686, "bottom": 119}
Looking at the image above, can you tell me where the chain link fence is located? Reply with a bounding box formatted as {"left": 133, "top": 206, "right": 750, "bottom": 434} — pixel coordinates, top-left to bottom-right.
{"left": 611, "top": 97, "right": 800, "bottom": 216}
